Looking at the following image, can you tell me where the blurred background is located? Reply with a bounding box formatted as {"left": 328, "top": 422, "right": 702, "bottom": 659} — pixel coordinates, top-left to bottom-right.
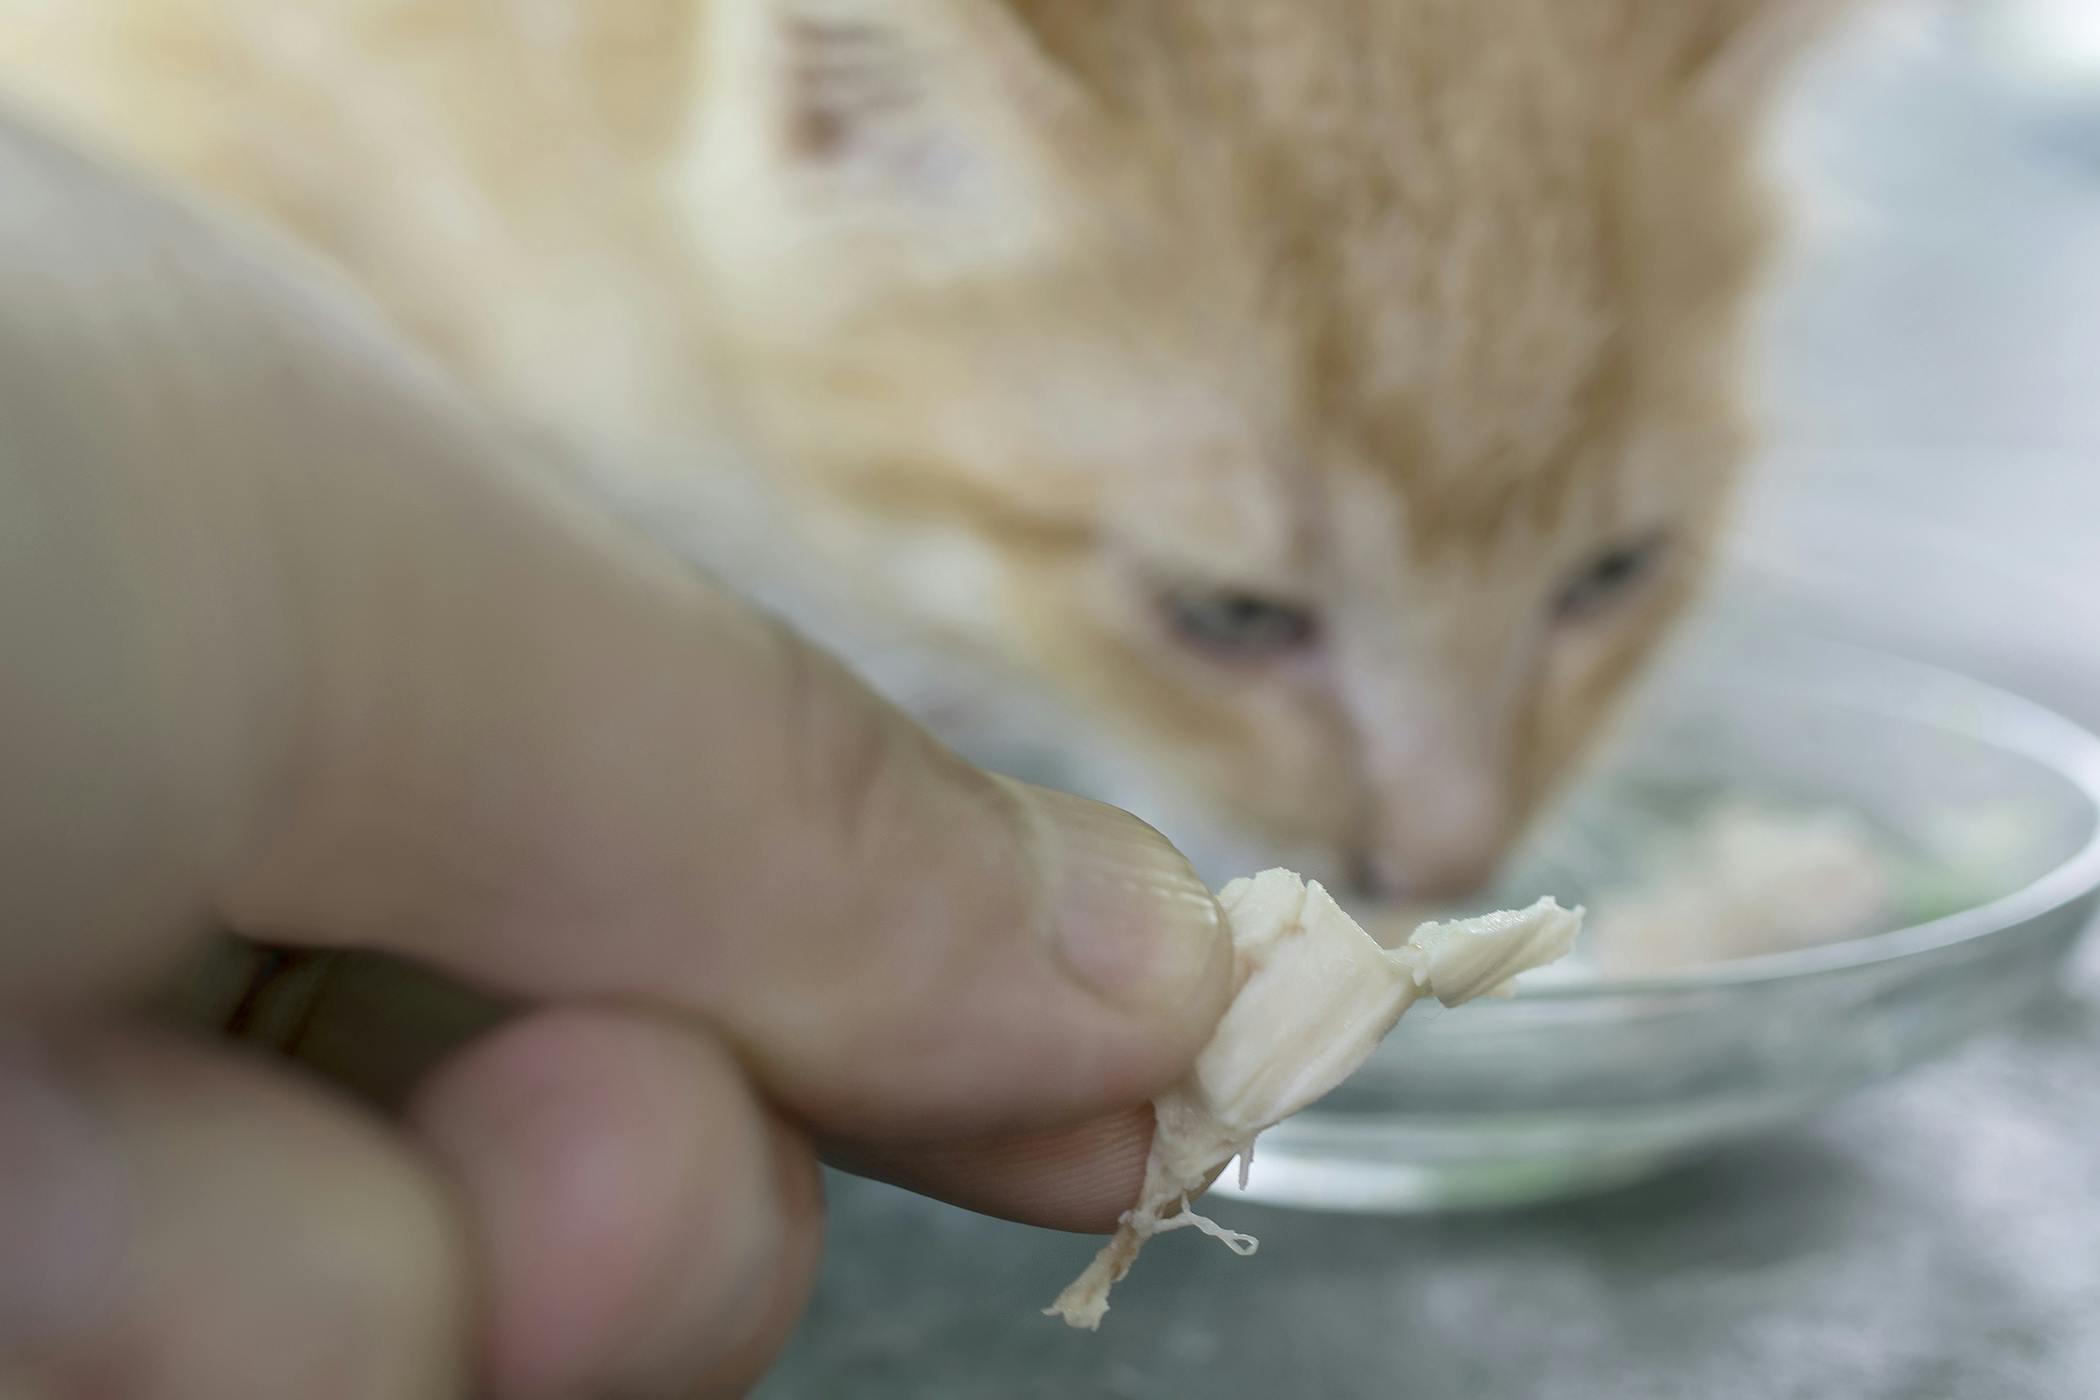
{"left": 759, "top": 2, "right": 2100, "bottom": 1395}
{"left": 1739, "top": 0, "right": 2100, "bottom": 727}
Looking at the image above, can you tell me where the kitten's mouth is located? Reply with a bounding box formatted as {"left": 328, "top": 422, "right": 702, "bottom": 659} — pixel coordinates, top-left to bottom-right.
{"left": 1339, "top": 853, "right": 1504, "bottom": 918}
{"left": 1348, "top": 898, "right": 1461, "bottom": 951}
{"left": 1330, "top": 860, "right": 1517, "bottom": 948}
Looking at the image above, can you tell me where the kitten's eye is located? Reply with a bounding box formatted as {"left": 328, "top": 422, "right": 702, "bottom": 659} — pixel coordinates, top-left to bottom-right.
{"left": 1158, "top": 587, "right": 1321, "bottom": 659}
{"left": 1552, "top": 534, "right": 1670, "bottom": 624}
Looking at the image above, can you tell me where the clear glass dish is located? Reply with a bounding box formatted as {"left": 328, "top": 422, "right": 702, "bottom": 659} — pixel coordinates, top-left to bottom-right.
{"left": 1236, "top": 626, "right": 2100, "bottom": 1214}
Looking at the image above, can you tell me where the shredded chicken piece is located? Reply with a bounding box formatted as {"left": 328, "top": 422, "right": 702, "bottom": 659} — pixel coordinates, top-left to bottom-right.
{"left": 1046, "top": 869, "right": 1580, "bottom": 1329}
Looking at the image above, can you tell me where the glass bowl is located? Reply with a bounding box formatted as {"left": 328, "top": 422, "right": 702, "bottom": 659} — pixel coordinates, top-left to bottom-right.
{"left": 1236, "top": 626, "right": 2100, "bottom": 1214}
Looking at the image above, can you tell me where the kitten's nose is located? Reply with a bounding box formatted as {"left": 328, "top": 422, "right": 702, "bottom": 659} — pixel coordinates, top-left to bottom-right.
{"left": 1356, "top": 781, "right": 1508, "bottom": 899}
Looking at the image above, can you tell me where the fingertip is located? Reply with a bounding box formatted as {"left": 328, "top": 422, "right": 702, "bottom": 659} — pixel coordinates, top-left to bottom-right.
{"left": 825, "top": 1106, "right": 1158, "bottom": 1235}
{"left": 823, "top": 1107, "right": 1234, "bottom": 1237}
{"left": 0, "top": 1028, "right": 470, "bottom": 1399}
{"left": 410, "top": 1009, "right": 821, "bottom": 1400}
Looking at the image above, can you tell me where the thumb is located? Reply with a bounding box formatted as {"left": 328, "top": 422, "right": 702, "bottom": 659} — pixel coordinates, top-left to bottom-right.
{"left": 227, "top": 572, "right": 1234, "bottom": 1138}
{"left": 209, "top": 374, "right": 1233, "bottom": 1134}
{"left": 0, "top": 113, "right": 1232, "bottom": 1138}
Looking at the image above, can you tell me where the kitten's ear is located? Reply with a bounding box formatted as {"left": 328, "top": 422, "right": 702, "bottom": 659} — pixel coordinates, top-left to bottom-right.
{"left": 1663, "top": 0, "right": 1855, "bottom": 110}
{"left": 684, "top": 0, "right": 1082, "bottom": 296}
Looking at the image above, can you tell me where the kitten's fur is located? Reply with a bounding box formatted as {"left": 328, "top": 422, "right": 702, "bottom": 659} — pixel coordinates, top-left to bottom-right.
{"left": 0, "top": 0, "right": 1837, "bottom": 894}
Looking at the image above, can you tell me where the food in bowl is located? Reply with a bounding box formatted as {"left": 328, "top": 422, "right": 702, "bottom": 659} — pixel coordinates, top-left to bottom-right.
{"left": 1575, "top": 797, "right": 2051, "bottom": 976}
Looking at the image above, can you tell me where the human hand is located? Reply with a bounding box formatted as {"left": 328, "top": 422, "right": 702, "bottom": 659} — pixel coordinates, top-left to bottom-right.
{"left": 0, "top": 116, "right": 1230, "bottom": 1398}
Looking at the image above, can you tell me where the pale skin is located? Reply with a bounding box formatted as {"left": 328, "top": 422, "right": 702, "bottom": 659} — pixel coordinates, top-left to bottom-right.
{"left": 0, "top": 117, "right": 1235, "bottom": 1398}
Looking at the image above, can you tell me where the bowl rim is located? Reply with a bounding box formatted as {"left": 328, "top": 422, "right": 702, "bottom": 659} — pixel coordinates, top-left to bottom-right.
{"left": 1511, "top": 634, "right": 2100, "bottom": 1000}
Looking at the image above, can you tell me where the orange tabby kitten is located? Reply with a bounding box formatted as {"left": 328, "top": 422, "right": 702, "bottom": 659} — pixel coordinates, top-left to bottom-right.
{"left": 0, "top": 0, "right": 1841, "bottom": 896}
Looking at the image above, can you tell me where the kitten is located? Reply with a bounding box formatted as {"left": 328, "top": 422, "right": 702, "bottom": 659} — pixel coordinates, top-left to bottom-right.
{"left": 0, "top": 0, "right": 1843, "bottom": 896}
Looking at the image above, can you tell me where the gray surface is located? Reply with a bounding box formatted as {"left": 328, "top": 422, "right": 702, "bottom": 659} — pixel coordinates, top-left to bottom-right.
{"left": 769, "top": 987, "right": 2100, "bottom": 1400}
{"left": 760, "top": 6, "right": 2100, "bottom": 1396}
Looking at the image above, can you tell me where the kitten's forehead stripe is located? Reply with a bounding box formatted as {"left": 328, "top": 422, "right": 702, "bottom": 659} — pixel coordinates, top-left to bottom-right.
{"left": 1008, "top": 0, "right": 1766, "bottom": 557}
